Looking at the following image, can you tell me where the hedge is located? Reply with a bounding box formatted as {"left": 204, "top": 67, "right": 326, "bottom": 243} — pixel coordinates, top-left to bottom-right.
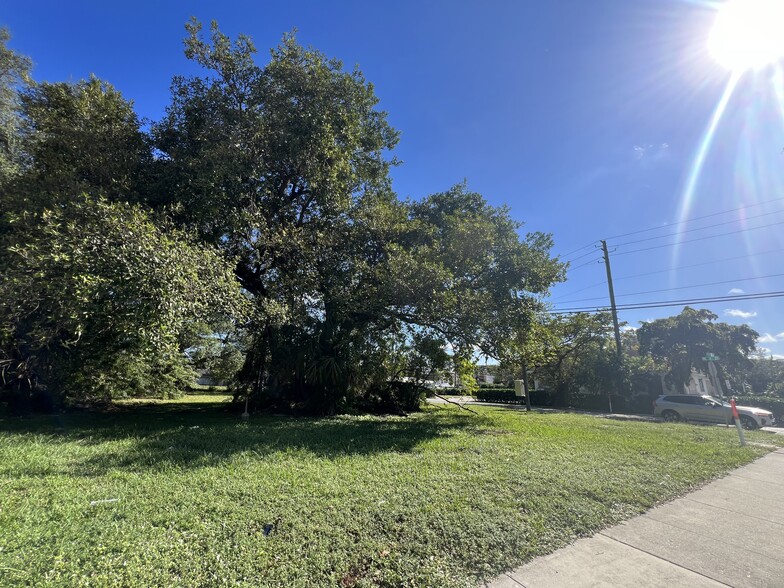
{"left": 733, "top": 395, "right": 784, "bottom": 419}
{"left": 428, "top": 388, "right": 467, "bottom": 396}
{"left": 434, "top": 386, "right": 657, "bottom": 415}
{"left": 474, "top": 389, "right": 522, "bottom": 404}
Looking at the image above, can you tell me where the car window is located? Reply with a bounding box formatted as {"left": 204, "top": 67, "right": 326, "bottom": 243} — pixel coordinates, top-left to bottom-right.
{"left": 664, "top": 396, "right": 695, "bottom": 404}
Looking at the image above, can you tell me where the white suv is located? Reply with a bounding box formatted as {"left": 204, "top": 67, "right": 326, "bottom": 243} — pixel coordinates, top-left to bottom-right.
{"left": 653, "top": 394, "right": 774, "bottom": 429}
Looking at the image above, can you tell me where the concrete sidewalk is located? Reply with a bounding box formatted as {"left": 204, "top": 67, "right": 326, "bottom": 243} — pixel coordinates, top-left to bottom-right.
{"left": 486, "top": 448, "right": 784, "bottom": 588}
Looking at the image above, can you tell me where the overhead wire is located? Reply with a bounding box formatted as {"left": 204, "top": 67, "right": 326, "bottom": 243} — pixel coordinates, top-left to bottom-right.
{"left": 553, "top": 199, "right": 784, "bottom": 313}
{"left": 549, "top": 290, "right": 784, "bottom": 315}
{"left": 600, "top": 195, "right": 784, "bottom": 242}
{"left": 558, "top": 240, "right": 599, "bottom": 259}
{"left": 549, "top": 279, "right": 608, "bottom": 301}
{"left": 564, "top": 247, "right": 601, "bottom": 264}
{"left": 612, "top": 208, "right": 784, "bottom": 248}
{"left": 611, "top": 218, "right": 784, "bottom": 256}
{"left": 567, "top": 257, "right": 603, "bottom": 271}
{"left": 553, "top": 272, "right": 784, "bottom": 305}
{"left": 612, "top": 247, "right": 784, "bottom": 282}
{"left": 559, "top": 198, "right": 784, "bottom": 262}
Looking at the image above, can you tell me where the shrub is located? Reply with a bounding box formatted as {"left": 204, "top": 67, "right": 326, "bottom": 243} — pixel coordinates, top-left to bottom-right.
{"left": 529, "top": 389, "right": 559, "bottom": 406}
{"left": 474, "top": 388, "right": 522, "bottom": 403}
{"left": 733, "top": 395, "right": 784, "bottom": 420}
{"left": 430, "top": 387, "right": 471, "bottom": 396}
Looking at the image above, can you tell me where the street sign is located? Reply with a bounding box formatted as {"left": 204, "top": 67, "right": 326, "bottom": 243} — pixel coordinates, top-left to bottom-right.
{"left": 703, "top": 353, "right": 720, "bottom": 362}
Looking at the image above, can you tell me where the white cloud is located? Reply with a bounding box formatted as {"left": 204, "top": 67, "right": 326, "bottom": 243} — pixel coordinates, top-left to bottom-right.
{"left": 758, "top": 333, "right": 779, "bottom": 344}
{"left": 620, "top": 325, "right": 636, "bottom": 332}
{"left": 758, "top": 347, "right": 784, "bottom": 360}
{"left": 728, "top": 288, "right": 745, "bottom": 295}
{"left": 633, "top": 143, "right": 669, "bottom": 161}
{"left": 724, "top": 309, "right": 757, "bottom": 319}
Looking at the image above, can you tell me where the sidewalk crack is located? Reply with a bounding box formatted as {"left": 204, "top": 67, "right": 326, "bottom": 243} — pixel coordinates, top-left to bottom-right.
{"left": 597, "top": 532, "right": 733, "bottom": 587}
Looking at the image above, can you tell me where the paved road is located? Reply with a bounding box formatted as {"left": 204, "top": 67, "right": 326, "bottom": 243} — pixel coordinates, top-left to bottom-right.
{"left": 486, "top": 448, "right": 784, "bottom": 588}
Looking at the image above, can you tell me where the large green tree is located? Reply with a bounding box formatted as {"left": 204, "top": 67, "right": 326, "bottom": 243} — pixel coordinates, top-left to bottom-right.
{"left": 3, "top": 76, "right": 151, "bottom": 215}
{"left": 1, "top": 22, "right": 565, "bottom": 412}
{"left": 530, "top": 312, "right": 616, "bottom": 401}
{"left": 637, "top": 307, "right": 758, "bottom": 393}
{"left": 0, "top": 27, "right": 31, "bottom": 185}
{"left": 745, "top": 353, "right": 784, "bottom": 396}
{"left": 152, "top": 21, "right": 565, "bottom": 413}
{"left": 1, "top": 67, "right": 245, "bottom": 405}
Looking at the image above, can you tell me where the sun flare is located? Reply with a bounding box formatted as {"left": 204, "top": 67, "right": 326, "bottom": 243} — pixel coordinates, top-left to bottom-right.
{"left": 708, "top": 0, "right": 784, "bottom": 72}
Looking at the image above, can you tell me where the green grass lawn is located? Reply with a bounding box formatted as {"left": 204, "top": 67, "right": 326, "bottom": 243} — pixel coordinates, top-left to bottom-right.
{"left": 1, "top": 400, "right": 781, "bottom": 587}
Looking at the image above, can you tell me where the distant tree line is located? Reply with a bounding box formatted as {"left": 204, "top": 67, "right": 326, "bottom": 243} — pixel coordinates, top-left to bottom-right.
{"left": 493, "top": 307, "right": 762, "bottom": 411}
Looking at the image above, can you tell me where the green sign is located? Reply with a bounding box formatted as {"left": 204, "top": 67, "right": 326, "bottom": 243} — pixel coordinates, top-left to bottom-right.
{"left": 703, "top": 353, "right": 720, "bottom": 362}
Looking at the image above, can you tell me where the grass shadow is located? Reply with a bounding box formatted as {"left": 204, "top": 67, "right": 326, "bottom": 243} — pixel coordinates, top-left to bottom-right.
{"left": 1, "top": 401, "right": 484, "bottom": 475}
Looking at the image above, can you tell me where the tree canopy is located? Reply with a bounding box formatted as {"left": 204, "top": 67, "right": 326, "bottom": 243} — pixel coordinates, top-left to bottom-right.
{"left": 147, "top": 21, "right": 565, "bottom": 413}
{"left": 0, "top": 28, "right": 31, "bottom": 184}
{"left": 0, "top": 41, "right": 245, "bottom": 407}
{"left": 1, "top": 21, "right": 565, "bottom": 413}
{"left": 0, "top": 198, "right": 247, "bottom": 403}
{"left": 637, "top": 307, "right": 758, "bottom": 393}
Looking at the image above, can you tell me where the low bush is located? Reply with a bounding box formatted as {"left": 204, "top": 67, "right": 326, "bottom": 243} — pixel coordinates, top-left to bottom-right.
{"left": 474, "top": 388, "right": 522, "bottom": 403}
{"left": 429, "top": 387, "right": 470, "bottom": 396}
{"left": 529, "top": 389, "right": 560, "bottom": 407}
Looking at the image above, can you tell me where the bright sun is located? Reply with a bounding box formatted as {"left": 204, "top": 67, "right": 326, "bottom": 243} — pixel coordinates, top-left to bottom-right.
{"left": 708, "top": 0, "right": 784, "bottom": 72}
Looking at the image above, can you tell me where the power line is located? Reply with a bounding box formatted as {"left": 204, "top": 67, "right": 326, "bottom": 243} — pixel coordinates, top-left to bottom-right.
{"left": 612, "top": 218, "right": 784, "bottom": 257}
{"left": 565, "top": 247, "right": 601, "bottom": 264}
{"left": 612, "top": 247, "right": 784, "bottom": 282}
{"left": 612, "top": 208, "right": 784, "bottom": 248}
{"left": 554, "top": 272, "right": 784, "bottom": 305}
{"left": 559, "top": 240, "right": 599, "bottom": 259}
{"left": 567, "top": 257, "right": 603, "bottom": 271}
{"left": 601, "top": 195, "right": 784, "bottom": 242}
{"left": 550, "top": 290, "right": 784, "bottom": 315}
{"left": 549, "top": 248, "right": 784, "bottom": 302}
{"left": 550, "top": 279, "right": 607, "bottom": 301}
{"left": 558, "top": 197, "right": 784, "bottom": 267}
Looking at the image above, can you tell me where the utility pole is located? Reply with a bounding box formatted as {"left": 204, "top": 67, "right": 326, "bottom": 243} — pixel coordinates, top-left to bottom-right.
{"left": 704, "top": 353, "right": 723, "bottom": 400}
{"left": 601, "top": 240, "right": 623, "bottom": 412}
{"left": 704, "top": 353, "right": 729, "bottom": 426}
{"left": 600, "top": 240, "right": 623, "bottom": 360}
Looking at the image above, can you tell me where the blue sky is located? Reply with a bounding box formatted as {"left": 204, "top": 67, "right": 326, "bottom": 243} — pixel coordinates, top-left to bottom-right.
{"left": 5, "top": 0, "right": 784, "bottom": 357}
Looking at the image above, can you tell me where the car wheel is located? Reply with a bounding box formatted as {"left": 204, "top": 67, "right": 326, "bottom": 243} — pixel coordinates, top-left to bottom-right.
{"left": 740, "top": 415, "right": 758, "bottom": 430}
{"left": 662, "top": 410, "right": 681, "bottom": 423}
